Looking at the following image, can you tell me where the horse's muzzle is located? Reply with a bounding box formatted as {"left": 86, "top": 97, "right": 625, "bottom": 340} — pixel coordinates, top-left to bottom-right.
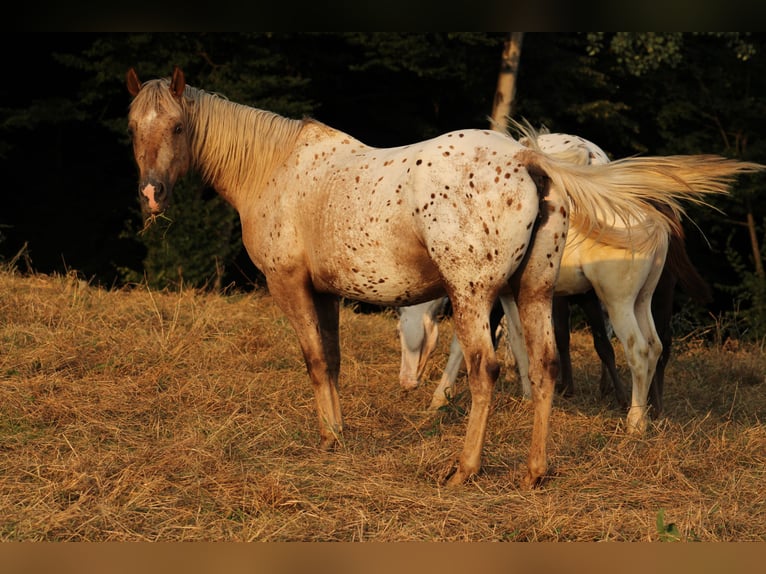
{"left": 139, "top": 177, "right": 169, "bottom": 216}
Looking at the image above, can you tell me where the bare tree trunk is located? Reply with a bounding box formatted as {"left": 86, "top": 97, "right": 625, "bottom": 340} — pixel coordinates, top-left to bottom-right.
{"left": 489, "top": 32, "right": 524, "bottom": 132}
{"left": 737, "top": 129, "right": 763, "bottom": 282}
{"left": 746, "top": 211, "right": 765, "bottom": 280}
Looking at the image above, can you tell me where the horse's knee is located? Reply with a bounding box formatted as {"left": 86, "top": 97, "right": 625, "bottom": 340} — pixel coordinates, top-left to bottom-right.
{"left": 541, "top": 353, "right": 560, "bottom": 385}
{"left": 468, "top": 352, "right": 500, "bottom": 384}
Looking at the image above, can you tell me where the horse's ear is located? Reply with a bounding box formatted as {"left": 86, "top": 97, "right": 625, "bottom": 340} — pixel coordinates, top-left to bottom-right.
{"left": 126, "top": 68, "right": 142, "bottom": 97}
{"left": 170, "top": 67, "right": 186, "bottom": 100}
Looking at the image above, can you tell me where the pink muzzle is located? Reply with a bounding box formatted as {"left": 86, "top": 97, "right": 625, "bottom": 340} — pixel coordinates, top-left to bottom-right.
{"left": 139, "top": 177, "right": 167, "bottom": 214}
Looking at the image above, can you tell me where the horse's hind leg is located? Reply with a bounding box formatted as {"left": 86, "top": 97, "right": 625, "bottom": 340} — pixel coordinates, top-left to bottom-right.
{"left": 267, "top": 276, "right": 343, "bottom": 450}
{"left": 648, "top": 267, "right": 675, "bottom": 417}
{"left": 429, "top": 299, "right": 507, "bottom": 410}
{"left": 444, "top": 293, "right": 499, "bottom": 486}
{"left": 603, "top": 291, "right": 663, "bottom": 434}
{"left": 513, "top": 191, "right": 568, "bottom": 488}
{"left": 634, "top": 285, "right": 663, "bottom": 423}
{"left": 628, "top": 246, "right": 667, "bottom": 431}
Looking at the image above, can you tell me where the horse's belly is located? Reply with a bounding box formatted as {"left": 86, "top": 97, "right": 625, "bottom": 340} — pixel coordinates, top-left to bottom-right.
{"left": 310, "top": 246, "right": 445, "bottom": 306}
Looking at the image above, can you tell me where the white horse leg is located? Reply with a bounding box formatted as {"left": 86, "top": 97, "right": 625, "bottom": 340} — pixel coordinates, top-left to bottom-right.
{"left": 429, "top": 334, "right": 465, "bottom": 409}
{"left": 633, "top": 250, "right": 666, "bottom": 419}
{"left": 606, "top": 245, "right": 666, "bottom": 433}
{"left": 601, "top": 301, "right": 653, "bottom": 434}
{"left": 635, "top": 294, "right": 662, "bottom": 403}
{"left": 398, "top": 298, "right": 446, "bottom": 389}
{"left": 499, "top": 294, "right": 531, "bottom": 399}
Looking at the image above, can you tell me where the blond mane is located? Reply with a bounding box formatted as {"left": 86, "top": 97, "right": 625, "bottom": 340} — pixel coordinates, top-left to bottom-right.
{"left": 131, "top": 78, "right": 307, "bottom": 200}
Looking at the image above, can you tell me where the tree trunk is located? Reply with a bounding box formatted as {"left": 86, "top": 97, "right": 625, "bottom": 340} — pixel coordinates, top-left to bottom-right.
{"left": 746, "top": 210, "right": 765, "bottom": 280}
{"left": 489, "top": 32, "right": 524, "bottom": 132}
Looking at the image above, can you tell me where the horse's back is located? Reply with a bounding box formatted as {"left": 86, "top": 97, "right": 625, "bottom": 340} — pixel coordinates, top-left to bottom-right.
{"left": 535, "top": 133, "right": 610, "bottom": 165}
{"left": 278, "top": 128, "right": 542, "bottom": 306}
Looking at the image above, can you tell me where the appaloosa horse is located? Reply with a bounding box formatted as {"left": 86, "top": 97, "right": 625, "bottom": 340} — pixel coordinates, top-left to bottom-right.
{"left": 127, "top": 67, "right": 759, "bottom": 487}
{"left": 397, "top": 132, "right": 721, "bottom": 424}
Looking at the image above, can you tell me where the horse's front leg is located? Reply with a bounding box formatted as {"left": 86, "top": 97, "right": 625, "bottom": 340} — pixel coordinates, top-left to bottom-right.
{"left": 398, "top": 298, "right": 445, "bottom": 390}
{"left": 267, "top": 275, "right": 343, "bottom": 450}
{"left": 429, "top": 334, "right": 465, "bottom": 410}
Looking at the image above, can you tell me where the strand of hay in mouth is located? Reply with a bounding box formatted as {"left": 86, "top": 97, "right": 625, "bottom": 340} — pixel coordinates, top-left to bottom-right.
{"left": 139, "top": 213, "right": 174, "bottom": 235}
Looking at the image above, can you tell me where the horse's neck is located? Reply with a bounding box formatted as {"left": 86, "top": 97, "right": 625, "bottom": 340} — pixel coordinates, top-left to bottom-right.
{"left": 187, "top": 94, "right": 305, "bottom": 209}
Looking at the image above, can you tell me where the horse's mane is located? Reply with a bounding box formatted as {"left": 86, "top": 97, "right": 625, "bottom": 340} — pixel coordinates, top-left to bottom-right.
{"left": 132, "top": 78, "right": 307, "bottom": 197}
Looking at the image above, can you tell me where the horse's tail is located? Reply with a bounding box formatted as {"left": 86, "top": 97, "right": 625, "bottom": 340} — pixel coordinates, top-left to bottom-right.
{"left": 516, "top": 148, "right": 764, "bottom": 253}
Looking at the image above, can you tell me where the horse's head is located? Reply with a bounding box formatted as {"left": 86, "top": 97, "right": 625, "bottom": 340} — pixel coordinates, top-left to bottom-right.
{"left": 126, "top": 67, "right": 191, "bottom": 217}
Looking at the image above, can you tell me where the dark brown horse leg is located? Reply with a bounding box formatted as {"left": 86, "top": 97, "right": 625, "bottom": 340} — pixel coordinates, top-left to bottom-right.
{"left": 553, "top": 296, "right": 573, "bottom": 397}
{"left": 267, "top": 274, "right": 343, "bottom": 450}
{"left": 577, "top": 291, "right": 628, "bottom": 409}
{"left": 649, "top": 267, "right": 675, "bottom": 417}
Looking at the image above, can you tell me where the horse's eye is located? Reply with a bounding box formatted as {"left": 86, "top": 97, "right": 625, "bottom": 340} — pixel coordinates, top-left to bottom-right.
{"left": 127, "top": 127, "right": 134, "bottom": 141}
{"left": 173, "top": 123, "right": 184, "bottom": 135}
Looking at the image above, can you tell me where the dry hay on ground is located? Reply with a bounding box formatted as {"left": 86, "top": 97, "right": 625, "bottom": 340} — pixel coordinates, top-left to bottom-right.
{"left": 0, "top": 270, "right": 764, "bottom": 541}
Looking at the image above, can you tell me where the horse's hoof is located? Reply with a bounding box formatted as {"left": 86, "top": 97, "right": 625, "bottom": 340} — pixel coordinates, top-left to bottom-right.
{"left": 520, "top": 469, "right": 546, "bottom": 489}
{"left": 427, "top": 399, "right": 448, "bottom": 412}
{"left": 318, "top": 436, "right": 338, "bottom": 451}
{"left": 445, "top": 468, "right": 468, "bottom": 488}
{"left": 521, "top": 474, "right": 539, "bottom": 489}
{"left": 399, "top": 378, "right": 420, "bottom": 391}
{"left": 442, "top": 459, "right": 478, "bottom": 487}
{"left": 626, "top": 409, "right": 648, "bottom": 435}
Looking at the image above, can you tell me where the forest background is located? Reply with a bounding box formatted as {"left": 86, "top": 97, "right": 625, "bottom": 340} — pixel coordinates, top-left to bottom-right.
{"left": 1, "top": 32, "right": 765, "bottom": 339}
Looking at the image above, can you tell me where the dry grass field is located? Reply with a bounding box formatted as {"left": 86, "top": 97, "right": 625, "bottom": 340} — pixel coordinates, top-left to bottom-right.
{"left": 0, "top": 268, "right": 764, "bottom": 541}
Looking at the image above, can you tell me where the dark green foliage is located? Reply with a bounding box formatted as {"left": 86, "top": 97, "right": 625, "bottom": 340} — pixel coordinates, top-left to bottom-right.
{"left": 720, "top": 226, "right": 766, "bottom": 341}
{"left": 119, "top": 177, "right": 241, "bottom": 291}
{"left": 656, "top": 509, "right": 683, "bottom": 542}
{"left": 2, "top": 33, "right": 766, "bottom": 337}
